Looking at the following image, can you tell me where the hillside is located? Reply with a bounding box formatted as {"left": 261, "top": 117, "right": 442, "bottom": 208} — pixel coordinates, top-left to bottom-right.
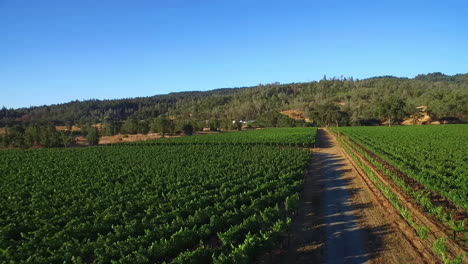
{"left": 1, "top": 72, "right": 467, "bottom": 128}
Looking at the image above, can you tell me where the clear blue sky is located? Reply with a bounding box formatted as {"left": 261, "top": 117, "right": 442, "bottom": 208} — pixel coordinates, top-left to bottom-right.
{"left": 1, "top": 0, "right": 467, "bottom": 109}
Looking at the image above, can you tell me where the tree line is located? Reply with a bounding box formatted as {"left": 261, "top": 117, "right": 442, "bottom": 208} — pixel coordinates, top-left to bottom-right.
{"left": 0, "top": 112, "right": 310, "bottom": 149}
{"left": 1, "top": 72, "right": 467, "bottom": 143}
{"left": 0, "top": 125, "right": 99, "bottom": 149}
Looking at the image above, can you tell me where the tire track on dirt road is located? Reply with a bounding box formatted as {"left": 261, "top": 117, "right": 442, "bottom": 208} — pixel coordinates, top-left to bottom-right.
{"left": 279, "top": 128, "right": 424, "bottom": 264}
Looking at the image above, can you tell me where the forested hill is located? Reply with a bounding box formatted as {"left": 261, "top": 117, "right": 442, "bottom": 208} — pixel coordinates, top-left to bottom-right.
{"left": 1, "top": 72, "right": 467, "bottom": 128}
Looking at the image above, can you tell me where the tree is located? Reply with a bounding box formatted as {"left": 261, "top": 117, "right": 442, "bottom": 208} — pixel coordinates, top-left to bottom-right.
{"left": 0, "top": 134, "right": 8, "bottom": 148}
{"left": 182, "top": 123, "right": 194, "bottom": 136}
{"left": 138, "top": 120, "right": 150, "bottom": 135}
{"left": 0, "top": 73, "right": 467, "bottom": 129}
{"left": 308, "top": 103, "right": 349, "bottom": 127}
{"left": 24, "top": 125, "right": 40, "bottom": 147}
{"left": 233, "top": 120, "right": 242, "bottom": 131}
{"left": 7, "top": 126, "right": 26, "bottom": 148}
{"left": 121, "top": 118, "right": 138, "bottom": 134}
{"left": 40, "top": 125, "right": 60, "bottom": 148}
{"left": 378, "top": 96, "right": 407, "bottom": 126}
{"left": 208, "top": 119, "right": 221, "bottom": 131}
{"left": 151, "top": 117, "right": 172, "bottom": 137}
{"left": 257, "top": 111, "right": 279, "bottom": 127}
{"left": 103, "top": 120, "right": 121, "bottom": 136}
{"left": 59, "top": 131, "right": 75, "bottom": 147}
{"left": 86, "top": 127, "right": 100, "bottom": 145}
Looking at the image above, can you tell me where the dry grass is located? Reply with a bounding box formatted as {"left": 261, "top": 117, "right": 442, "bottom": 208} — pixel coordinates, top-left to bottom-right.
{"left": 56, "top": 126, "right": 81, "bottom": 131}
{"left": 98, "top": 133, "right": 173, "bottom": 144}
{"left": 98, "top": 130, "right": 221, "bottom": 145}
{"left": 401, "top": 106, "right": 432, "bottom": 125}
{"left": 280, "top": 109, "right": 312, "bottom": 123}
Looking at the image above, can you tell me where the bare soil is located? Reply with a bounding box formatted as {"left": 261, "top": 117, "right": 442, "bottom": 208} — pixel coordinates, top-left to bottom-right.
{"left": 402, "top": 105, "right": 432, "bottom": 125}
{"left": 55, "top": 125, "right": 81, "bottom": 131}
{"left": 280, "top": 110, "right": 312, "bottom": 123}
{"left": 277, "top": 128, "right": 425, "bottom": 264}
{"left": 339, "top": 132, "right": 467, "bottom": 261}
{"left": 96, "top": 131, "right": 223, "bottom": 145}
{"left": 98, "top": 133, "right": 175, "bottom": 144}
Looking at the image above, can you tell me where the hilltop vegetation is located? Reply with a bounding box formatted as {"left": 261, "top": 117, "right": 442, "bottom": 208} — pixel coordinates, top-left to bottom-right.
{"left": 0, "top": 73, "right": 467, "bottom": 148}
{"left": 1, "top": 72, "right": 467, "bottom": 127}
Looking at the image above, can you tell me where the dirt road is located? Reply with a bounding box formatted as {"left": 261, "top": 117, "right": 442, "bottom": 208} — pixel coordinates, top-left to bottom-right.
{"left": 280, "top": 128, "right": 423, "bottom": 264}
{"left": 321, "top": 152, "right": 369, "bottom": 263}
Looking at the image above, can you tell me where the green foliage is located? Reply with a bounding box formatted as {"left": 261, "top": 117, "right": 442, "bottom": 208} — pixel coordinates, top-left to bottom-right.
{"left": 121, "top": 118, "right": 139, "bottom": 134}
{"left": 432, "top": 238, "right": 465, "bottom": 264}
{"left": 335, "top": 135, "right": 432, "bottom": 249}
{"left": 86, "top": 126, "right": 100, "bottom": 145}
{"left": 308, "top": 102, "right": 349, "bottom": 127}
{"left": 150, "top": 116, "right": 174, "bottom": 136}
{"left": 138, "top": 120, "right": 150, "bottom": 135}
{"left": 129, "top": 127, "right": 317, "bottom": 147}
{"left": 0, "top": 134, "right": 312, "bottom": 262}
{"left": 256, "top": 111, "right": 307, "bottom": 127}
{"left": 2, "top": 73, "right": 466, "bottom": 128}
{"left": 102, "top": 120, "right": 121, "bottom": 136}
{"left": 284, "top": 193, "right": 300, "bottom": 214}
{"left": 24, "top": 125, "right": 40, "bottom": 146}
{"left": 0, "top": 124, "right": 76, "bottom": 149}
{"left": 377, "top": 96, "right": 407, "bottom": 126}
{"left": 182, "top": 123, "right": 194, "bottom": 136}
{"left": 234, "top": 121, "right": 242, "bottom": 131}
{"left": 417, "top": 226, "right": 429, "bottom": 240}
{"left": 208, "top": 119, "right": 221, "bottom": 131}
{"left": 59, "top": 131, "right": 75, "bottom": 147}
{"left": 433, "top": 238, "right": 448, "bottom": 263}
{"left": 333, "top": 125, "right": 468, "bottom": 210}
{"left": 335, "top": 133, "right": 468, "bottom": 264}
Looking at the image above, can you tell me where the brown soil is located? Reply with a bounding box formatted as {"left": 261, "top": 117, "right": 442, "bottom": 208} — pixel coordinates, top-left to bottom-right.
{"left": 56, "top": 126, "right": 81, "bottom": 131}
{"left": 339, "top": 133, "right": 467, "bottom": 261}
{"left": 275, "top": 129, "right": 425, "bottom": 264}
{"left": 321, "top": 129, "right": 425, "bottom": 263}
{"left": 98, "top": 131, "right": 222, "bottom": 145}
{"left": 0, "top": 127, "right": 5, "bottom": 135}
{"left": 402, "top": 106, "right": 432, "bottom": 125}
{"left": 98, "top": 133, "right": 170, "bottom": 144}
{"left": 280, "top": 110, "right": 312, "bottom": 123}
{"left": 274, "top": 146, "right": 325, "bottom": 264}
{"left": 74, "top": 136, "right": 88, "bottom": 145}
{"left": 346, "top": 136, "right": 465, "bottom": 222}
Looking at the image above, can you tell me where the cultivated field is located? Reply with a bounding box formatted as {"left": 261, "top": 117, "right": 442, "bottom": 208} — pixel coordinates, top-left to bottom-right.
{"left": 124, "top": 127, "right": 317, "bottom": 147}
{"left": 0, "top": 128, "right": 316, "bottom": 263}
{"left": 2, "top": 125, "right": 466, "bottom": 263}
{"left": 335, "top": 125, "right": 467, "bottom": 209}
{"left": 331, "top": 125, "right": 467, "bottom": 262}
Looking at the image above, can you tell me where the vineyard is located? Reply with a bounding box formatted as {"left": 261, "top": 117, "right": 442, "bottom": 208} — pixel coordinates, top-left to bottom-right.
{"left": 330, "top": 125, "right": 467, "bottom": 262}
{"left": 124, "top": 127, "right": 317, "bottom": 147}
{"left": 334, "top": 125, "right": 467, "bottom": 209}
{"left": 0, "top": 128, "right": 316, "bottom": 263}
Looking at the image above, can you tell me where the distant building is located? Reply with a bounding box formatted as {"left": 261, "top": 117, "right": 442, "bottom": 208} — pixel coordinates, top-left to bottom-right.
{"left": 233, "top": 120, "right": 257, "bottom": 125}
